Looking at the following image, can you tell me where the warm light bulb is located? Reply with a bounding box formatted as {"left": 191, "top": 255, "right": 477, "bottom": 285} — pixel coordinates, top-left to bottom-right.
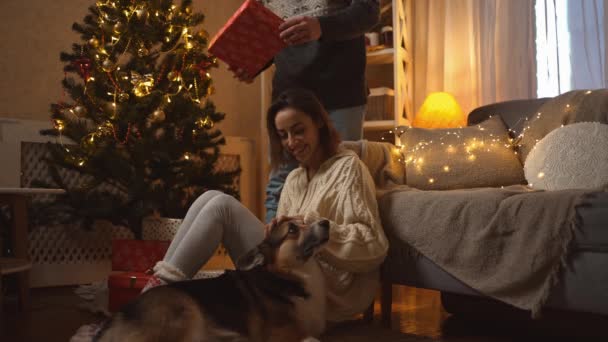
{"left": 412, "top": 92, "right": 466, "bottom": 128}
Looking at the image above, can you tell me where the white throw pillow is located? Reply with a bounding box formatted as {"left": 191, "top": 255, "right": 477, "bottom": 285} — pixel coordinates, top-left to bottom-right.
{"left": 524, "top": 122, "right": 608, "bottom": 190}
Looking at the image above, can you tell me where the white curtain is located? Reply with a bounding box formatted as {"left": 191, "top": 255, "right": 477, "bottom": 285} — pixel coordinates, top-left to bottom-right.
{"left": 413, "top": 0, "right": 537, "bottom": 116}
{"left": 535, "top": 0, "right": 606, "bottom": 97}
{"left": 566, "top": 0, "right": 607, "bottom": 90}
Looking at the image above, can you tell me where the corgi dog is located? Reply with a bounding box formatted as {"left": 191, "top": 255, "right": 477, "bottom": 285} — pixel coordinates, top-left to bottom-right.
{"left": 94, "top": 217, "right": 329, "bottom": 342}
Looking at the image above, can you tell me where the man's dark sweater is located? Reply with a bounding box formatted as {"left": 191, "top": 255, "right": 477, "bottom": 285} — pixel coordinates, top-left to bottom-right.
{"left": 262, "top": 0, "right": 380, "bottom": 111}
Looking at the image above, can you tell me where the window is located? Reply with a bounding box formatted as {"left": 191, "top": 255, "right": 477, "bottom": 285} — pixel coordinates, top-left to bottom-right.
{"left": 535, "top": 0, "right": 606, "bottom": 97}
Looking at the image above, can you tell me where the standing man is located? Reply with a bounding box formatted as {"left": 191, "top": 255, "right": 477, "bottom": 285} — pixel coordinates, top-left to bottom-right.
{"left": 233, "top": 0, "right": 380, "bottom": 222}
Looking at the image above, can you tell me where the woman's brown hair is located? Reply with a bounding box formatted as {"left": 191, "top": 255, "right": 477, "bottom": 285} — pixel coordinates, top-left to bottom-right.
{"left": 266, "top": 88, "right": 341, "bottom": 170}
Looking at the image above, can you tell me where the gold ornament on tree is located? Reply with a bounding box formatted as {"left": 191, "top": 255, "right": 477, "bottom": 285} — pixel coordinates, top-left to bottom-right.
{"left": 88, "top": 37, "right": 100, "bottom": 48}
{"left": 146, "top": 108, "right": 165, "bottom": 128}
{"left": 82, "top": 132, "right": 100, "bottom": 151}
{"left": 54, "top": 119, "right": 66, "bottom": 131}
{"left": 130, "top": 71, "right": 154, "bottom": 97}
{"left": 151, "top": 109, "right": 166, "bottom": 122}
{"left": 197, "top": 117, "right": 214, "bottom": 129}
{"left": 196, "top": 30, "right": 209, "bottom": 40}
{"left": 137, "top": 45, "right": 149, "bottom": 57}
{"left": 96, "top": 0, "right": 110, "bottom": 7}
{"left": 101, "top": 59, "right": 115, "bottom": 72}
{"left": 118, "top": 92, "right": 130, "bottom": 102}
{"left": 73, "top": 105, "right": 87, "bottom": 117}
{"left": 182, "top": 27, "right": 194, "bottom": 50}
{"left": 104, "top": 101, "right": 117, "bottom": 116}
{"left": 113, "top": 22, "right": 125, "bottom": 34}
{"left": 117, "top": 71, "right": 129, "bottom": 81}
{"left": 135, "top": 7, "right": 148, "bottom": 21}
{"left": 167, "top": 71, "right": 181, "bottom": 82}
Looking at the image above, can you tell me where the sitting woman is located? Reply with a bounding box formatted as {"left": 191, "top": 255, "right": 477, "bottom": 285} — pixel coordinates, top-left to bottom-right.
{"left": 146, "top": 88, "right": 388, "bottom": 327}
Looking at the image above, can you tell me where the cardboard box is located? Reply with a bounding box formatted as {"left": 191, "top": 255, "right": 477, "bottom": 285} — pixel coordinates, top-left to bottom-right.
{"left": 208, "top": 0, "right": 286, "bottom": 77}
{"left": 366, "top": 87, "right": 395, "bottom": 121}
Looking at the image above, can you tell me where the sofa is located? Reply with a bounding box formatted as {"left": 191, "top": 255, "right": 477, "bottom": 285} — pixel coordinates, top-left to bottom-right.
{"left": 371, "top": 93, "right": 608, "bottom": 324}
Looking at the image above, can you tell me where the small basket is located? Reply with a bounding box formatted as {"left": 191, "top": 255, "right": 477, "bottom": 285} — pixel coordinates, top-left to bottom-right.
{"left": 366, "top": 87, "right": 395, "bottom": 121}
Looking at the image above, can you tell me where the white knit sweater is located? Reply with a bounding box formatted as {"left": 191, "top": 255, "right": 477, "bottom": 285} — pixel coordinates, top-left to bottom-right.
{"left": 277, "top": 149, "right": 388, "bottom": 320}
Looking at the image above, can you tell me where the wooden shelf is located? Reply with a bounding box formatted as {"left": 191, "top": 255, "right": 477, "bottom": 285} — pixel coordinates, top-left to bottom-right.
{"left": 363, "top": 0, "right": 413, "bottom": 141}
{"left": 363, "top": 120, "right": 395, "bottom": 130}
{"left": 366, "top": 48, "right": 394, "bottom": 65}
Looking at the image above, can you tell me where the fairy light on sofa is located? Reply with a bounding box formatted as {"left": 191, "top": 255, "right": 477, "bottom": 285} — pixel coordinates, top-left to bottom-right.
{"left": 397, "top": 123, "right": 520, "bottom": 183}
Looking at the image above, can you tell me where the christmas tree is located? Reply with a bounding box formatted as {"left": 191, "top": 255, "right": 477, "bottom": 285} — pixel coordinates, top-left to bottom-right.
{"left": 36, "top": 0, "right": 239, "bottom": 237}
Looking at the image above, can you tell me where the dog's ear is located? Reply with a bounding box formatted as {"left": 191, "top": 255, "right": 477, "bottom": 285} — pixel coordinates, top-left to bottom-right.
{"left": 236, "top": 246, "right": 266, "bottom": 270}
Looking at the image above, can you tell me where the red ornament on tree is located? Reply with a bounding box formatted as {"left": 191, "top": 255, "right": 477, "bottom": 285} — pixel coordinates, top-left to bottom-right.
{"left": 194, "top": 60, "right": 213, "bottom": 79}
{"left": 72, "top": 57, "right": 92, "bottom": 81}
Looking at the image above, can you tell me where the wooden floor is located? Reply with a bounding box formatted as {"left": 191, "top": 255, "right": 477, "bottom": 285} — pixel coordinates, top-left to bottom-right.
{"left": 2, "top": 283, "right": 607, "bottom": 341}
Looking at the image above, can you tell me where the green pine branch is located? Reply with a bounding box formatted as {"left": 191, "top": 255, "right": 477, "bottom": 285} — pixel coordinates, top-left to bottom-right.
{"left": 35, "top": 0, "right": 239, "bottom": 237}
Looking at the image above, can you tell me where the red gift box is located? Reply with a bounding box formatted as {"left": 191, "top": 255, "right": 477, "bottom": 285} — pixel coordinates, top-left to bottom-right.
{"left": 208, "top": 0, "right": 286, "bottom": 77}
{"left": 111, "top": 239, "right": 170, "bottom": 272}
{"left": 108, "top": 239, "right": 170, "bottom": 311}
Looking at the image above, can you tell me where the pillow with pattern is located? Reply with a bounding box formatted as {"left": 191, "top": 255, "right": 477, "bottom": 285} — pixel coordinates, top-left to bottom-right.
{"left": 399, "top": 115, "right": 525, "bottom": 190}
{"left": 524, "top": 122, "right": 608, "bottom": 190}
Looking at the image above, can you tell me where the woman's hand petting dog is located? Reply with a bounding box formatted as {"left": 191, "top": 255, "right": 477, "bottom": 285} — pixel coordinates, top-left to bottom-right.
{"left": 265, "top": 215, "right": 304, "bottom": 237}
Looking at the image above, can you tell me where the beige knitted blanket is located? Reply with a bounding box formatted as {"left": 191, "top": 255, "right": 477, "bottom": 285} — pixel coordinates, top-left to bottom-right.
{"left": 379, "top": 185, "right": 599, "bottom": 317}
{"left": 340, "top": 140, "right": 405, "bottom": 189}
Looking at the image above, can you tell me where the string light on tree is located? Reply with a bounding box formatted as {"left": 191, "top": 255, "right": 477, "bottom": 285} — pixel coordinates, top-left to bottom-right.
{"left": 41, "top": 0, "right": 236, "bottom": 237}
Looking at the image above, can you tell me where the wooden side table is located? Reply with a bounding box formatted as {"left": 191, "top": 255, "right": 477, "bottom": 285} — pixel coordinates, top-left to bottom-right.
{"left": 0, "top": 257, "right": 32, "bottom": 314}
{"left": 0, "top": 188, "right": 65, "bottom": 312}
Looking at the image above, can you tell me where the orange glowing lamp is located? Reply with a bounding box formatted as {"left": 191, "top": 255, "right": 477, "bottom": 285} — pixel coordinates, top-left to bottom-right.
{"left": 412, "top": 92, "right": 466, "bottom": 129}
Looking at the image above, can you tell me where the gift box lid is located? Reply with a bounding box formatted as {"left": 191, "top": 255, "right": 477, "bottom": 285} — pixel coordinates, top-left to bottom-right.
{"left": 208, "top": 0, "right": 286, "bottom": 77}
{"left": 111, "top": 239, "right": 170, "bottom": 272}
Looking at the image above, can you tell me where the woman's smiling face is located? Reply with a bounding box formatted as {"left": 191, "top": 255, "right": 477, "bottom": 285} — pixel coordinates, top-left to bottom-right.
{"left": 274, "top": 107, "right": 322, "bottom": 167}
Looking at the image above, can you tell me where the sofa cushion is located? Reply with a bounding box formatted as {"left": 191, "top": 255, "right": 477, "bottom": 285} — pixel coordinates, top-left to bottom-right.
{"left": 467, "top": 98, "right": 549, "bottom": 136}
{"left": 518, "top": 89, "right": 608, "bottom": 163}
{"left": 524, "top": 122, "right": 608, "bottom": 190}
{"left": 399, "top": 115, "right": 525, "bottom": 190}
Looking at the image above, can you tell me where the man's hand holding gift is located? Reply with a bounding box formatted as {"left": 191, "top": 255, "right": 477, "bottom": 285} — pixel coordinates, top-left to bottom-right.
{"left": 279, "top": 16, "right": 322, "bottom": 45}
{"left": 229, "top": 15, "right": 322, "bottom": 82}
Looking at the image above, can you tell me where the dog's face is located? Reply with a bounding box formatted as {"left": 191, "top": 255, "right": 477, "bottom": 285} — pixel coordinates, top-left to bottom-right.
{"left": 238, "top": 218, "right": 330, "bottom": 272}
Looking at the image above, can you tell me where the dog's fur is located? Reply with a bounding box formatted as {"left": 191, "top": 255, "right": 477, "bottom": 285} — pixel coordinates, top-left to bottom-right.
{"left": 94, "top": 218, "right": 329, "bottom": 342}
